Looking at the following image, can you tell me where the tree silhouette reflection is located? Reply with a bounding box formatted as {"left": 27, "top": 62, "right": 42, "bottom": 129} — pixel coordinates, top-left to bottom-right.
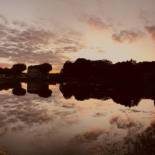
{"left": 27, "top": 81, "right": 52, "bottom": 98}
{"left": 0, "top": 79, "right": 26, "bottom": 96}
{"left": 0, "top": 79, "right": 155, "bottom": 106}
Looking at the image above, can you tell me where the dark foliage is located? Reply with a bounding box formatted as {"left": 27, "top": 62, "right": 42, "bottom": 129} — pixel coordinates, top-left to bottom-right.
{"left": 12, "top": 63, "right": 27, "bottom": 74}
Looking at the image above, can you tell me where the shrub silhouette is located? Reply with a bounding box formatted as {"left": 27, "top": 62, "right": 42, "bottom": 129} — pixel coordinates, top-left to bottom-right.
{"left": 12, "top": 64, "right": 26, "bottom": 74}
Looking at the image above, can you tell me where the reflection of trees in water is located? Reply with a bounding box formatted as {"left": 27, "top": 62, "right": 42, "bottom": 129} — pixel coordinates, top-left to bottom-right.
{"left": 27, "top": 81, "right": 52, "bottom": 98}
{"left": 0, "top": 79, "right": 155, "bottom": 107}
{"left": 59, "top": 82, "right": 155, "bottom": 107}
{"left": 0, "top": 80, "right": 52, "bottom": 98}
{"left": 0, "top": 80, "right": 26, "bottom": 96}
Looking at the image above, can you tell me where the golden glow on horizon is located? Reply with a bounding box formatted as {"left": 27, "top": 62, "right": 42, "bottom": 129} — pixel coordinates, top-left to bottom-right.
{"left": 50, "top": 69, "right": 60, "bottom": 73}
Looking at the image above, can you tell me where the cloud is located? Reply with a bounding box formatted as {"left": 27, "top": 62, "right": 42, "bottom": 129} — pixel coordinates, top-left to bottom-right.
{"left": 0, "top": 24, "right": 64, "bottom": 65}
{"left": 12, "top": 20, "right": 28, "bottom": 28}
{"left": 0, "top": 94, "right": 52, "bottom": 129}
{"left": 54, "top": 31, "right": 84, "bottom": 53}
{"left": 0, "top": 24, "right": 84, "bottom": 69}
{"left": 110, "top": 115, "right": 143, "bottom": 130}
{"left": 80, "top": 15, "right": 110, "bottom": 31}
{"left": 0, "top": 91, "right": 77, "bottom": 136}
{"left": 145, "top": 26, "right": 155, "bottom": 41}
{"left": 8, "top": 28, "right": 54, "bottom": 45}
{"left": 0, "top": 17, "right": 84, "bottom": 67}
{"left": 122, "top": 121, "right": 155, "bottom": 155}
{"left": 73, "top": 128, "right": 104, "bottom": 143}
{"left": 86, "top": 17, "right": 110, "bottom": 30}
{"left": 112, "top": 30, "right": 142, "bottom": 43}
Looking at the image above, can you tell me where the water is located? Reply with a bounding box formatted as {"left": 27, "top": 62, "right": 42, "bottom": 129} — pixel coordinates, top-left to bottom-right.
{"left": 0, "top": 84, "right": 155, "bottom": 155}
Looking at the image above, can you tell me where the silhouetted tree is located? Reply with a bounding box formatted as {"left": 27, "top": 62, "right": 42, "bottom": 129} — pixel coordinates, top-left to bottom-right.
{"left": 27, "top": 63, "right": 52, "bottom": 80}
{"left": 12, "top": 64, "right": 26, "bottom": 74}
{"left": 38, "top": 63, "right": 52, "bottom": 73}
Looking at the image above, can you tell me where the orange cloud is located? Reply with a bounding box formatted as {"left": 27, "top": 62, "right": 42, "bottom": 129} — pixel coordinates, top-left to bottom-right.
{"left": 146, "top": 26, "right": 155, "bottom": 41}
{"left": 112, "top": 30, "right": 142, "bottom": 43}
{"left": 80, "top": 15, "right": 110, "bottom": 31}
{"left": 87, "top": 17, "right": 109, "bottom": 30}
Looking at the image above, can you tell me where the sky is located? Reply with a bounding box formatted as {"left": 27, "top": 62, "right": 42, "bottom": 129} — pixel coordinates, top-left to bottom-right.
{"left": 0, "top": 0, "right": 155, "bottom": 71}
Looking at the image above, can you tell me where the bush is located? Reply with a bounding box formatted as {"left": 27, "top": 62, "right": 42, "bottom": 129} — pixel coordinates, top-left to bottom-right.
{"left": 12, "top": 64, "right": 26, "bottom": 74}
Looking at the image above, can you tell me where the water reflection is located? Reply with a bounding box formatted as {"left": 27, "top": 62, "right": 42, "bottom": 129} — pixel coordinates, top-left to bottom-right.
{"left": 0, "top": 79, "right": 26, "bottom": 96}
{"left": 27, "top": 81, "right": 52, "bottom": 98}
{"left": 60, "top": 82, "right": 155, "bottom": 107}
{"left": 1, "top": 79, "right": 155, "bottom": 107}
{"left": 0, "top": 82, "right": 155, "bottom": 154}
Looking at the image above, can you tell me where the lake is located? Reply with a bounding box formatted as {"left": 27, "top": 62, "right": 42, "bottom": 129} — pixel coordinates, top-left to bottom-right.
{"left": 0, "top": 84, "right": 155, "bottom": 155}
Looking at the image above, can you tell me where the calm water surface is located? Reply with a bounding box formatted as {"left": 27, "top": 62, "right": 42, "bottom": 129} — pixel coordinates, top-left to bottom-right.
{"left": 0, "top": 84, "right": 155, "bottom": 155}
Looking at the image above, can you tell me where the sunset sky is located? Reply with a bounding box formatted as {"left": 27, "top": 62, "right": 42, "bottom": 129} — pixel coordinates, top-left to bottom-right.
{"left": 0, "top": 0, "right": 155, "bottom": 71}
{"left": 1, "top": 1, "right": 155, "bottom": 154}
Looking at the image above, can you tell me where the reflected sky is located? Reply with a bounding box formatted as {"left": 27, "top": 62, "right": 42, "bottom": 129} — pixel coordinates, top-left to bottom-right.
{"left": 0, "top": 85, "right": 155, "bottom": 155}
